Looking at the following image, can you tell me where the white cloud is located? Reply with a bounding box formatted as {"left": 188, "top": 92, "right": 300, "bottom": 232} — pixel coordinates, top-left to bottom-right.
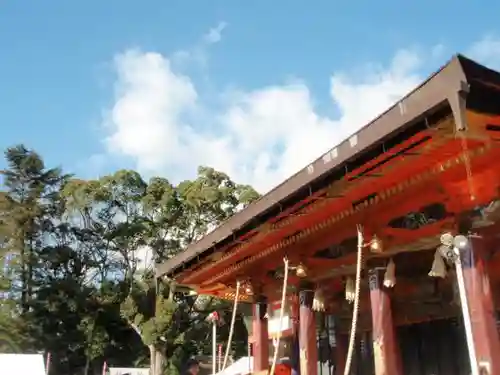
{"left": 203, "top": 22, "right": 227, "bottom": 44}
{"left": 171, "top": 21, "right": 227, "bottom": 69}
{"left": 104, "top": 49, "right": 198, "bottom": 173}
{"left": 467, "top": 35, "right": 500, "bottom": 70}
{"left": 100, "top": 33, "right": 500, "bottom": 193}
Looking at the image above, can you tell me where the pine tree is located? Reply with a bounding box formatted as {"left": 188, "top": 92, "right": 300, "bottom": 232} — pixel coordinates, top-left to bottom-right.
{"left": 0, "top": 145, "right": 67, "bottom": 312}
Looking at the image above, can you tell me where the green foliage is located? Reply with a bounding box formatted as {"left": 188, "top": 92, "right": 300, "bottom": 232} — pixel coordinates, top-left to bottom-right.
{"left": 0, "top": 144, "right": 260, "bottom": 375}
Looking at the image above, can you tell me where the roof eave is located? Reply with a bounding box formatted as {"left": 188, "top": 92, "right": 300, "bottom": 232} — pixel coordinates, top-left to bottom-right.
{"left": 156, "top": 54, "right": 470, "bottom": 279}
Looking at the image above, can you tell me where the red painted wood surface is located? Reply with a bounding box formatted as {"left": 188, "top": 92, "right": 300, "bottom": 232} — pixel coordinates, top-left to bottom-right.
{"left": 462, "top": 238, "right": 500, "bottom": 375}
{"left": 334, "top": 333, "right": 347, "bottom": 375}
{"left": 299, "top": 290, "right": 318, "bottom": 375}
{"left": 252, "top": 302, "right": 270, "bottom": 372}
{"left": 289, "top": 296, "right": 300, "bottom": 375}
{"left": 180, "top": 117, "right": 500, "bottom": 286}
{"left": 369, "top": 269, "right": 402, "bottom": 375}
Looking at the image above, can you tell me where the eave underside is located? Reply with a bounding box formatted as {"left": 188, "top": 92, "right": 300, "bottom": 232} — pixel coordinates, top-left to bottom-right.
{"left": 156, "top": 54, "right": 478, "bottom": 278}
{"left": 172, "top": 105, "right": 500, "bottom": 305}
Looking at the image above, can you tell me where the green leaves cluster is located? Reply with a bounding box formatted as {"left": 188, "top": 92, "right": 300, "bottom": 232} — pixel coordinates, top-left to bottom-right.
{"left": 0, "top": 144, "right": 259, "bottom": 375}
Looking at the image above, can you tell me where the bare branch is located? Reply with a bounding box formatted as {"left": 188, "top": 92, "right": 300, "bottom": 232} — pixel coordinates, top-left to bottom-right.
{"left": 129, "top": 321, "right": 142, "bottom": 338}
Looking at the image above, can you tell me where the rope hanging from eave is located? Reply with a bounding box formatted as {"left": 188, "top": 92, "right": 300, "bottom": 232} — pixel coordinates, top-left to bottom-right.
{"left": 343, "top": 224, "right": 363, "bottom": 375}
{"left": 268, "top": 257, "right": 290, "bottom": 375}
{"left": 221, "top": 280, "right": 241, "bottom": 371}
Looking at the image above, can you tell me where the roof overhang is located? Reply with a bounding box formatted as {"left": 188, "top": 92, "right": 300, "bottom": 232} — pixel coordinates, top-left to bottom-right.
{"left": 156, "top": 54, "right": 500, "bottom": 279}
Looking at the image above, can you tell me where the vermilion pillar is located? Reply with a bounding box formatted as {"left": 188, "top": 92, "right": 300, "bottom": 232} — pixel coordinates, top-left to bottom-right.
{"left": 368, "top": 268, "right": 401, "bottom": 375}
{"left": 299, "top": 284, "right": 318, "bottom": 375}
{"left": 334, "top": 332, "right": 347, "bottom": 375}
{"left": 290, "top": 296, "right": 300, "bottom": 375}
{"left": 253, "top": 295, "right": 269, "bottom": 372}
{"left": 462, "top": 238, "right": 500, "bottom": 375}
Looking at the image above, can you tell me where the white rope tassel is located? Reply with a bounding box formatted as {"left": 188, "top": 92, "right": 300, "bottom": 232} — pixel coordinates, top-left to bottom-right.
{"left": 429, "top": 248, "right": 447, "bottom": 278}
{"left": 345, "top": 277, "right": 355, "bottom": 303}
{"left": 383, "top": 258, "right": 396, "bottom": 288}
{"left": 312, "top": 288, "right": 325, "bottom": 312}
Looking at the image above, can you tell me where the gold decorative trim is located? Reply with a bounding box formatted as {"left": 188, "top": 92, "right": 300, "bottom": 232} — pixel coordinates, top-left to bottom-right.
{"left": 202, "top": 145, "right": 490, "bottom": 286}
{"left": 184, "top": 132, "right": 452, "bottom": 284}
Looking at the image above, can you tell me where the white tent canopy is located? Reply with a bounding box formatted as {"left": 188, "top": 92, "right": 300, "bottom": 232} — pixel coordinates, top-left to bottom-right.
{"left": 0, "top": 353, "right": 46, "bottom": 375}
{"left": 215, "top": 357, "right": 253, "bottom": 375}
{"left": 109, "top": 368, "right": 150, "bottom": 375}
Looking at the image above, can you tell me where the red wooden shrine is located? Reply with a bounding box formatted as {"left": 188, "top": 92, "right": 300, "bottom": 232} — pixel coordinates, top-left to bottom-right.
{"left": 157, "top": 55, "right": 500, "bottom": 375}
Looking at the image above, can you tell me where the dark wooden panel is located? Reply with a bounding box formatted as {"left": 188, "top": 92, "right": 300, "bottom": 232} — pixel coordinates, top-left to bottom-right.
{"left": 398, "top": 318, "right": 470, "bottom": 375}
{"left": 331, "top": 318, "right": 470, "bottom": 375}
{"left": 329, "top": 333, "right": 375, "bottom": 375}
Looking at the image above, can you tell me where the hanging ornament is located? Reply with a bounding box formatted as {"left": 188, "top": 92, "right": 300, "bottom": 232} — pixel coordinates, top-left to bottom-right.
{"left": 383, "top": 258, "right": 396, "bottom": 288}
{"left": 242, "top": 281, "right": 253, "bottom": 295}
{"left": 428, "top": 248, "right": 447, "bottom": 278}
{"left": 345, "top": 277, "right": 355, "bottom": 303}
{"left": 312, "top": 288, "right": 325, "bottom": 312}
{"left": 369, "top": 235, "right": 383, "bottom": 253}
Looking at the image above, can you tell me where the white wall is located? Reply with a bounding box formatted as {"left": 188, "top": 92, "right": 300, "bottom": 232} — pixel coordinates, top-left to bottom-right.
{"left": 267, "top": 315, "right": 291, "bottom": 334}
{"left": 0, "top": 354, "right": 46, "bottom": 375}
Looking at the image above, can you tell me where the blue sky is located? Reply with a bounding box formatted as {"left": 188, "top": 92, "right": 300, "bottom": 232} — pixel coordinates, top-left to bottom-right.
{"left": 1, "top": 1, "right": 500, "bottom": 192}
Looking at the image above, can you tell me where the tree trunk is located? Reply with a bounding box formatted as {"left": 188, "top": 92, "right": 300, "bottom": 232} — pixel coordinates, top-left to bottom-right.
{"left": 149, "top": 344, "right": 166, "bottom": 375}
{"left": 27, "top": 237, "right": 33, "bottom": 305}
{"left": 149, "top": 345, "right": 155, "bottom": 375}
{"left": 19, "top": 231, "right": 28, "bottom": 314}
{"left": 84, "top": 315, "right": 98, "bottom": 375}
{"left": 155, "top": 349, "right": 165, "bottom": 375}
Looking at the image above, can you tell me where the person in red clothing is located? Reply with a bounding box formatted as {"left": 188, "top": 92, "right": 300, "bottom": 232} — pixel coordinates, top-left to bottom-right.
{"left": 184, "top": 358, "right": 200, "bottom": 375}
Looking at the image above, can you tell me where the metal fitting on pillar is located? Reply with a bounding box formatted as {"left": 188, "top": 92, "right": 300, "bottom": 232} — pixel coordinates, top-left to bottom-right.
{"left": 299, "top": 282, "right": 315, "bottom": 308}
{"left": 253, "top": 294, "right": 268, "bottom": 320}
{"left": 368, "top": 267, "right": 386, "bottom": 291}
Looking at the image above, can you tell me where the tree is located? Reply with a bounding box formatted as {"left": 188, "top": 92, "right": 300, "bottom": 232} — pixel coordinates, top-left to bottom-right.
{"left": 61, "top": 170, "right": 151, "bottom": 373}
{"left": 61, "top": 166, "right": 259, "bottom": 374}
{"left": 0, "top": 145, "right": 69, "bottom": 313}
{"left": 0, "top": 144, "right": 260, "bottom": 375}
{"left": 0, "top": 150, "right": 144, "bottom": 373}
